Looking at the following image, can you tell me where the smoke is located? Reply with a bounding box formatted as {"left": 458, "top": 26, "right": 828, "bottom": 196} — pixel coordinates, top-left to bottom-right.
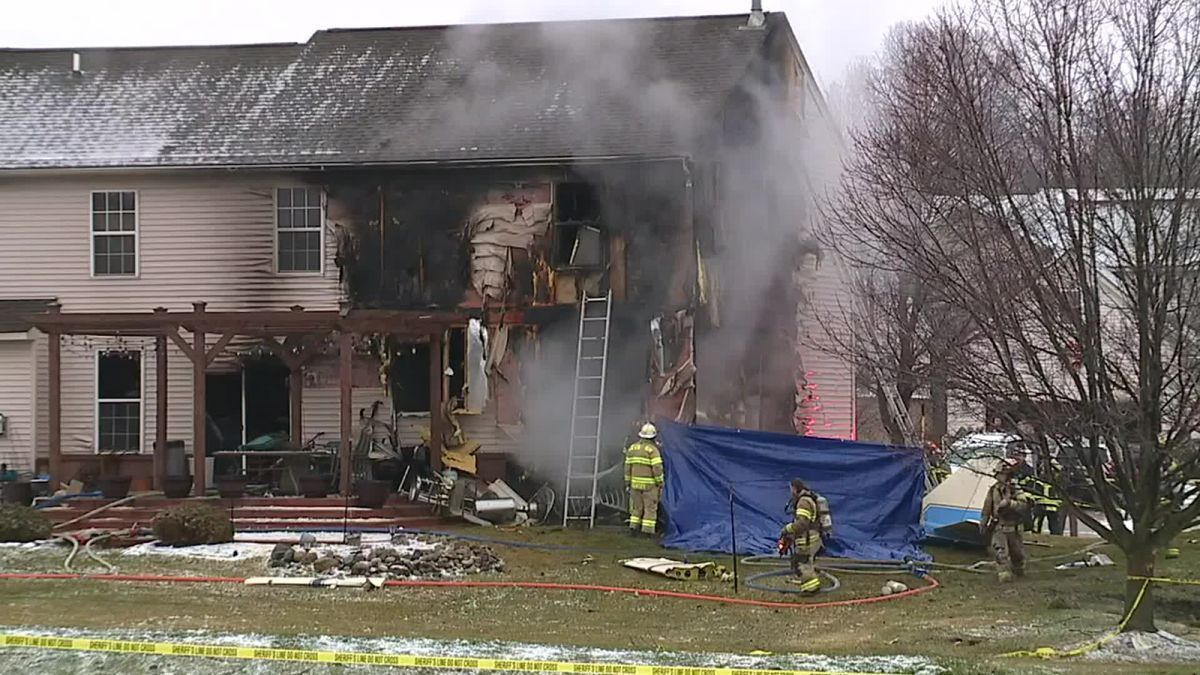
{"left": 429, "top": 19, "right": 705, "bottom": 159}
{"left": 424, "top": 14, "right": 843, "bottom": 479}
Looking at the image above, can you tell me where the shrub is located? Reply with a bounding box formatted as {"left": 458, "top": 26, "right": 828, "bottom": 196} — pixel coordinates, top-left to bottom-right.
{"left": 0, "top": 504, "right": 52, "bottom": 542}
{"left": 151, "top": 503, "right": 234, "bottom": 546}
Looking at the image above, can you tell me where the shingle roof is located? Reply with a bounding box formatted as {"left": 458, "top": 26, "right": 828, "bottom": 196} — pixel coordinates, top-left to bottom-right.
{"left": 0, "top": 299, "right": 54, "bottom": 333}
{"left": 0, "top": 13, "right": 785, "bottom": 170}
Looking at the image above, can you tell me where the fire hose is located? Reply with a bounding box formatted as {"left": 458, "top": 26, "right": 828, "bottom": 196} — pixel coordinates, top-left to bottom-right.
{"left": 0, "top": 571, "right": 939, "bottom": 610}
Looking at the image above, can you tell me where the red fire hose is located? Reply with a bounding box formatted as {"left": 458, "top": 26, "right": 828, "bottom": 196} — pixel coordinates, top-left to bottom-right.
{"left": 0, "top": 572, "right": 939, "bottom": 610}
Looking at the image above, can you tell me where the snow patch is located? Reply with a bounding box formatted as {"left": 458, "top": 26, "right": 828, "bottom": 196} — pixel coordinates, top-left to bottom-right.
{"left": 0, "top": 624, "right": 947, "bottom": 674}
{"left": 1082, "top": 630, "right": 1200, "bottom": 664}
{"left": 120, "top": 541, "right": 276, "bottom": 560}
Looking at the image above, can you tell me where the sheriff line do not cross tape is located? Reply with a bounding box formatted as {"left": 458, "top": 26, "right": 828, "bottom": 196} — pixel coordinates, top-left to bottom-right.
{"left": 0, "top": 633, "right": 904, "bottom": 675}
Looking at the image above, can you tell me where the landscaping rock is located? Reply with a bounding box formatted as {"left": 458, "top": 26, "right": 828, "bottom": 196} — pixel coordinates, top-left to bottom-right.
{"left": 268, "top": 543, "right": 292, "bottom": 568}
{"left": 270, "top": 537, "right": 504, "bottom": 581}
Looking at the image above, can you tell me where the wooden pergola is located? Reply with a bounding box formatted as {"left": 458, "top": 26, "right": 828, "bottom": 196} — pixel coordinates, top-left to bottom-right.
{"left": 32, "top": 302, "right": 495, "bottom": 496}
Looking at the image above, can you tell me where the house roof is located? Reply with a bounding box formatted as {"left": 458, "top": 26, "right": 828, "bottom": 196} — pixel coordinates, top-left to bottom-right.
{"left": 0, "top": 299, "right": 54, "bottom": 333}
{"left": 0, "top": 13, "right": 788, "bottom": 171}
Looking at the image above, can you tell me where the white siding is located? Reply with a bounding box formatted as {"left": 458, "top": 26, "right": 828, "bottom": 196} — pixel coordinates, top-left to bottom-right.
{"left": 302, "top": 385, "right": 392, "bottom": 447}
{"left": 0, "top": 173, "right": 341, "bottom": 312}
{"left": 0, "top": 339, "right": 36, "bottom": 470}
{"left": 796, "top": 260, "right": 856, "bottom": 440}
{"left": 0, "top": 172, "right": 345, "bottom": 459}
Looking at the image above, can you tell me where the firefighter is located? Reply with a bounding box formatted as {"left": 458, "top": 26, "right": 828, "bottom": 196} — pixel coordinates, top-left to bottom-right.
{"left": 625, "top": 423, "right": 664, "bottom": 536}
{"left": 981, "top": 458, "right": 1031, "bottom": 582}
{"left": 1020, "top": 474, "right": 1063, "bottom": 534}
{"left": 779, "top": 478, "right": 823, "bottom": 594}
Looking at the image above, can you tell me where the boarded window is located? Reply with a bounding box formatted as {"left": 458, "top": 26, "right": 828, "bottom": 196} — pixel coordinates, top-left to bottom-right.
{"left": 97, "top": 350, "right": 141, "bottom": 452}
{"left": 91, "top": 191, "right": 137, "bottom": 276}
{"left": 276, "top": 187, "right": 323, "bottom": 273}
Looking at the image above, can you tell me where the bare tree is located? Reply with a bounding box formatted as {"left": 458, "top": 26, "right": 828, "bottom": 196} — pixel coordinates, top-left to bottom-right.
{"left": 826, "top": 0, "right": 1200, "bottom": 631}
{"left": 820, "top": 51, "right": 977, "bottom": 448}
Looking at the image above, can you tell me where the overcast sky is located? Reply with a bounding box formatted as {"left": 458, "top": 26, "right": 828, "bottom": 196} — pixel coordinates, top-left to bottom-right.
{"left": 0, "top": 0, "right": 942, "bottom": 86}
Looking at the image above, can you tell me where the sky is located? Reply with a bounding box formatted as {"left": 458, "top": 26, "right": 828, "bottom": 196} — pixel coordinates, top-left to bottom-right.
{"left": 0, "top": 0, "right": 943, "bottom": 87}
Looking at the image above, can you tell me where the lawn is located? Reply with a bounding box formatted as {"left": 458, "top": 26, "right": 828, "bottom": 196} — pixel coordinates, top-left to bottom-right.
{"left": 1, "top": 527, "right": 1197, "bottom": 674}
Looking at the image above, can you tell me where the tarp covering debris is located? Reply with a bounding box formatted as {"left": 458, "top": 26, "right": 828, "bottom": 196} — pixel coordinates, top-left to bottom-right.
{"left": 658, "top": 421, "right": 929, "bottom": 561}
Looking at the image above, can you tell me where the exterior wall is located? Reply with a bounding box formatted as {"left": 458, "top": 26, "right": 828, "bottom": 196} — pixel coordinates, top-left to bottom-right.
{"left": 0, "top": 171, "right": 344, "bottom": 464}
{"left": 0, "top": 337, "right": 36, "bottom": 470}
{"left": 302, "top": 385, "right": 392, "bottom": 448}
{"left": 0, "top": 172, "right": 341, "bottom": 312}
{"left": 778, "top": 29, "right": 857, "bottom": 441}
{"left": 795, "top": 257, "right": 856, "bottom": 439}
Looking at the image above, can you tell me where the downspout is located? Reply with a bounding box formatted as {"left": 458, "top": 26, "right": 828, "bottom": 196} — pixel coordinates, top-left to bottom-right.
{"left": 683, "top": 158, "right": 697, "bottom": 424}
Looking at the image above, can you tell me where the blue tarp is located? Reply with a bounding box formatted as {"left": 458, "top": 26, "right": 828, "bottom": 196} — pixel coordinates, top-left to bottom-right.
{"left": 658, "top": 421, "right": 929, "bottom": 561}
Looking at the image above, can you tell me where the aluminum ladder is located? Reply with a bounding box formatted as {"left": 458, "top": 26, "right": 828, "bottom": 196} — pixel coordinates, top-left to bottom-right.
{"left": 880, "top": 373, "right": 919, "bottom": 447}
{"left": 827, "top": 258, "right": 920, "bottom": 448}
{"left": 562, "top": 290, "right": 613, "bottom": 526}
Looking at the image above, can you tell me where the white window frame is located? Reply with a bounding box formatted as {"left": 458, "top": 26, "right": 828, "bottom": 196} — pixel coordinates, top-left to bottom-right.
{"left": 94, "top": 349, "right": 145, "bottom": 454}
{"left": 89, "top": 190, "right": 140, "bottom": 278}
{"left": 274, "top": 187, "right": 326, "bottom": 275}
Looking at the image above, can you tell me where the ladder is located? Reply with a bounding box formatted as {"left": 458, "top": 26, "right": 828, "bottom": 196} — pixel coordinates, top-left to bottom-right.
{"left": 829, "top": 259, "right": 920, "bottom": 447}
{"left": 562, "top": 290, "right": 613, "bottom": 526}
{"left": 880, "top": 374, "right": 919, "bottom": 447}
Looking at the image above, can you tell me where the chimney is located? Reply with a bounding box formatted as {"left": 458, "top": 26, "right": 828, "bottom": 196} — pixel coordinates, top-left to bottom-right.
{"left": 71, "top": 51, "right": 81, "bottom": 76}
{"left": 746, "top": 1, "right": 766, "bottom": 29}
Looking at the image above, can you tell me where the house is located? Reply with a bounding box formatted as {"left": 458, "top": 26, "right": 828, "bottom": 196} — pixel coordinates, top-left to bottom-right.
{"left": 0, "top": 10, "right": 854, "bottom": 498}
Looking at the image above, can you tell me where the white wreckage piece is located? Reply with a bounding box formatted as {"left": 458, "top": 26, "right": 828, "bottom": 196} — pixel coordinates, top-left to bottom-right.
{"left": 409, "top": 472, "right": 549, "bottom": 527}
{"left": 621, "top": 557, "right": 732, "bottom": 582}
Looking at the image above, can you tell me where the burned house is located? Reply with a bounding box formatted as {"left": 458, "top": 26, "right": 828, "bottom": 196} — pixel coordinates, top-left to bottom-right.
{"left": 0, "top": 11, "right": 854, "bottom": 498}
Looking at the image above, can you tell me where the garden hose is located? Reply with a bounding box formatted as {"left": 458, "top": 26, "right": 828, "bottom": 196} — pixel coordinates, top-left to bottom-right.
{"left": 744, "top": 569, "right": 842, "bottom": 594}
{"left": 83, "top": 532, "right": 118, "bottom": 573}
{"left": 53, "top": 535, "right": 81, "bottom": 572}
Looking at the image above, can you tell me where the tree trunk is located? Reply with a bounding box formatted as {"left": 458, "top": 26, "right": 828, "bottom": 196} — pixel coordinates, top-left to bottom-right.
{"left": 1122, "top": 545, "right": 1157, "bottom": 633}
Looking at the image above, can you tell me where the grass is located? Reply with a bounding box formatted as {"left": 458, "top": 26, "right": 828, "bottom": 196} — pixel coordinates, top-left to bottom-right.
{"left": 1, "top": 527, "right": 1198, "bottom": 674}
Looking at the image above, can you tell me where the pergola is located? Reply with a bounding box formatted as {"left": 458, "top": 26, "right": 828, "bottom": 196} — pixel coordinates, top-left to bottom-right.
{"left": 31, "top": 302, "right": 508, "bottom": 496}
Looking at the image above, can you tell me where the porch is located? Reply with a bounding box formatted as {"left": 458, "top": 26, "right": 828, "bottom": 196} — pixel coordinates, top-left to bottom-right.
{"left": 30, "top": 303, "right": 505, "bottom": 497}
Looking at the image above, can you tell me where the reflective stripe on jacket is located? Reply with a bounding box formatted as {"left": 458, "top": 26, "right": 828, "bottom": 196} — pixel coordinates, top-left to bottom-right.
{"left": 625, "top": 440, "right": 663, "bottom": 489}
{"left": 784, "top": 495, "right": 818, "bottom": 536}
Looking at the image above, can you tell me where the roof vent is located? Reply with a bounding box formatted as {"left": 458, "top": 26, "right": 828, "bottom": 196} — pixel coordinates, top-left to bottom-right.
{"left": 745, "top": 1, "right": 766, "bottom": 29}
{"left": 71, "top": 52, "right": 81, "bottom": 76}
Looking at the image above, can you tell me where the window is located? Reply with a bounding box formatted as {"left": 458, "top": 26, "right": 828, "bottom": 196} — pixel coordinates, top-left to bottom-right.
{"left": 91, "top": 191, "right": 137, "bottom": 276}
{"left": 554, "top": 182, "right": 605, "bottom": 268}
{"left": 97, "top": 350, "right": 142, "bottom": 452}
{"left": 276, "top": 187, "right": 323, "bottom": 273}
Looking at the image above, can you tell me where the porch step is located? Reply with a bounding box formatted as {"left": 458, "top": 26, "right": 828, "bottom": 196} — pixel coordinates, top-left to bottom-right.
{"left": 45, "top": 515, "right": 447, "bottom": 532}
{"left": 43, "top": 504, "right": 432, "bottom": 521}
{"left": 40, "top": 495, "right": 446, "bottom": 533}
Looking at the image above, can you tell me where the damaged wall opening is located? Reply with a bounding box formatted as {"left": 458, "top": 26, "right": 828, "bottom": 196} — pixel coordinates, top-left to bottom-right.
{"left": 390, "top": 342, "right": 431, "bottom": 413}
{"left": 554, "top": 182, "right": 605, "bottom": 269}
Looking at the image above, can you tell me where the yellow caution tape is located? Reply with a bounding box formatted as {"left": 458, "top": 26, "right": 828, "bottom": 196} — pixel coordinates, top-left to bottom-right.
{"left": 1126, "top": 575, "right": 1200, "bottom": 586}
{"left": 0, "top": 633, "right": 900, "bottom": 675}
{"left": 1002, "top": 574, "right": 1200, "bottom": 659}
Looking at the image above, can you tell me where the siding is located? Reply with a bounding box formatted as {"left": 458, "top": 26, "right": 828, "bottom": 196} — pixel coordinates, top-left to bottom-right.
{"left": 0, "top": 171, "right": 344, "bottom": 458}
{"left": 0, "top": 173, "right": 341, "bottom": 312}
{"left": 302, "top": 386, "right": 392, "bottom": 448}
{"left": 795, "top": 260, "right": 856, "bottom": 440}
{"left": 0, "top": 339, "right": 35, "bottom": 470}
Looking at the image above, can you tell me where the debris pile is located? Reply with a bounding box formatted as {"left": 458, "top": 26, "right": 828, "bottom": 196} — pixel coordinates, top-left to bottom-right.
{"left": 267, "top": 539, "right": 504, "bottom": 579}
